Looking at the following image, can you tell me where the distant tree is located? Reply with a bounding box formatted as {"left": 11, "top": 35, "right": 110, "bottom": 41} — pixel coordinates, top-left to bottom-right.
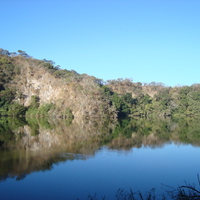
{"left": 0, "top": 48, "right": 10, "bottom": 56}
{"left": 54, "top": 65, "right": 60, "bottom": 70}
{"left": 70, "top": 70, "right": 78, "bottom": 75}
{"left": 18, "top": 50, "right": 30, "bottom": 58}
{"left": 10, "top": 52, "right": 17, "bottom": 57}
{"left": 136, "top": 82, "right": 142, "bottom": 86}
{"left": 42, "top": 59, "right": 55, "bottom": 65}
{"left": 94, "top": 78, "right": 104, "bottom": 86}
{"left": 122, "top": 78, "right": 133, "bottom": 86}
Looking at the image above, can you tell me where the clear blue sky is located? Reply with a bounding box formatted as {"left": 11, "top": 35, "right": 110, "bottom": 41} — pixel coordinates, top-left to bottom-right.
{"left": 1, "top": 0, "right": 200, "bottom": 86}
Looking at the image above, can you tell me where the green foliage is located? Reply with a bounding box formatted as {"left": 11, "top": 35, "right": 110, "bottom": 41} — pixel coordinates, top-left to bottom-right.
{"left": 155, "top": 88, "right": 171, "bottom": 107}
{"left": 0, "top": 117, "right": 26, "bottom": 146}
{"left": 26, "top": 95, "right": 74, "bottom": 119}
{"left": 27, "top": 94, "right": 54, "bottom": 117}
{"left": 0, "top": 89, "right": 26, "bottom": 116}
{"left": 111, "top": 93, "right": 131, "bottom": 117}
{"left": 112, "top": 118, "right": 133, "bottom": 138}
{"left": 177, "top": 86, "right": 190, "bottom": 113}
{"left": 101, "top": 85, "right": 114, "bottom": 96}
{"left": 131, "top": 94, "right": 153, "bottom": 116}
{"left": 7, "top": 103, "right": 27, "bottom": 116}
{"left": 0, "top": 89, "right": 15, "bottom": 106}
{"left": 26, "top": 117, "right": 56, "bottom": 135}
{"left": 37, "top": 103, "right": 55, "bottom": 117}
{"left": 0, "top": 58, "right": 15, "bottom": 87}
{"left": 187, "top": 91, "right": 200, "bottom": 115}
{"left": 112, "top": 93, "right": 123, "bottom": 110}
{"left": 0, "top": 57, "right": 10, "bottom": 64}
{"left": 103, "top": 79, "right": 200, "bottom": 117}
{"left": 26, "top": 117, "right": 40, "bottom": 136}
{"left": 26, "top": 101, "right": 55, "bottom": 117}
{"left": 17, "top": 50, "right": 30, "bottom": 58}
{"left": 171, "top": 117, "right": 200, "bottom": 144}
{"left": 122, "top": 93, "right": 134, "bottom": 104}
{"left": 65, "top": 108, "right": 74, "bottom": 119}
{"left": 29, "top": 95, "right": 39, "bottom": 109}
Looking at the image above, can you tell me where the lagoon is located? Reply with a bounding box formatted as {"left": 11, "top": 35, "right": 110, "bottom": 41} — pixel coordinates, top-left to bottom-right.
{"left": 0, "top": 117, "right": 200, "bottom": 200}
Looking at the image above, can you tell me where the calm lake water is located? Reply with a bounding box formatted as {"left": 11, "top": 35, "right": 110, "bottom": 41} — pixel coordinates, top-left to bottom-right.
{"left": 0, "top": 117, "right": 200, "bottom": 200}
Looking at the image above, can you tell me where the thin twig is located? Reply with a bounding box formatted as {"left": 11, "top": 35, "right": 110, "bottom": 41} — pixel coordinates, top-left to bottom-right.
{"left": 179, "top": 186, "right": 200, "bottom": 194}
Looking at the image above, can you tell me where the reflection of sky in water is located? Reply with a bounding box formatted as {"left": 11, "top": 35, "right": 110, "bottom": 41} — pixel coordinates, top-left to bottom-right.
{"left": 0, "top": 143, "right": 200, "bottom": 200}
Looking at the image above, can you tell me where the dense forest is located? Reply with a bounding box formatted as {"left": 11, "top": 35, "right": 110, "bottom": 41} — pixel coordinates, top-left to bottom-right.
{"left": 0, "top": 48, "right": 200, "bottom": 119}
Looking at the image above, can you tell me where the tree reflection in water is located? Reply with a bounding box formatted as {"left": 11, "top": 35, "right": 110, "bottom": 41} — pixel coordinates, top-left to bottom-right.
{"left": 0, "top": 116, "right": 200, "bottom": 182}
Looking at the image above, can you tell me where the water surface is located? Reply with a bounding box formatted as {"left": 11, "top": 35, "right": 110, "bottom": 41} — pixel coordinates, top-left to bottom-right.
{"left": 0, "top": 117, "right": 200, "bottom": 199}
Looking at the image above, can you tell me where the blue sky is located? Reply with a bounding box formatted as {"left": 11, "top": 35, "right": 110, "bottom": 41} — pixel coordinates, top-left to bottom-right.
{"left": 1, "top": 0, "right": 200, "bottom": 86}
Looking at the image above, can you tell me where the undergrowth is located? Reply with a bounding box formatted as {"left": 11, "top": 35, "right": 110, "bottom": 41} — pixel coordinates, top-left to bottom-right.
{"left": 76, "top": 176, "right": 200, "bottom": 200}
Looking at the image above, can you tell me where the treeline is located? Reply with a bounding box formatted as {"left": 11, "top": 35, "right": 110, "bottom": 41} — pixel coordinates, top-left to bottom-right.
{"left": 0, "top": 48, "right": 78, "bottom": 118}
{"left": 0, "top": 48, "right": 200, "bottom": 118}
{"left": 102, "top": 79, "right": 200, "bottom": 117}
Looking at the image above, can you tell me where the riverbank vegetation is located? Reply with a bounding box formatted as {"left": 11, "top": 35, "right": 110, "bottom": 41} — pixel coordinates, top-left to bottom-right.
{"left": 80, "top": 181, "right": 200, "bottom": 200}
{"left": 1, "top": 48, "right": 200, "bottom": 119}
